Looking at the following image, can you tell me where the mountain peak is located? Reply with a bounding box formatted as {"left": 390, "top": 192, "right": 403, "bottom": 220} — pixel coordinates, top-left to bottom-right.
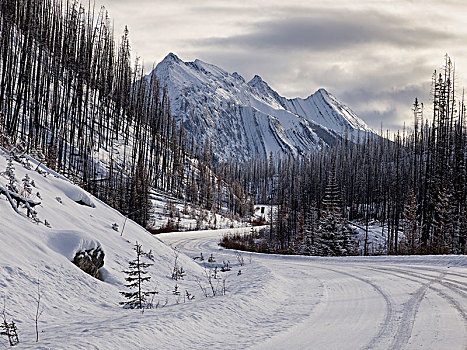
{"left": 248, "top": 74, "right": 265, "bottom": 86}
{"left": 232, "top": 72, "right": 245, "bottom": 83}
{"left": 248, "top": 75, "right": 276, "bottom": 94}
{"left": 316, "top": 88, "right": 329, "bottom": 95}
{"left": 162, "top": 52, "right": 182, "bottom": 64}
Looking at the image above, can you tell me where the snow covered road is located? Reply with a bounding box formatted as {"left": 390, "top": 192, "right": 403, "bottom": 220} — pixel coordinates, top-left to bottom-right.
{"left": 159, "top": 228, "right": 467, "bottom": 350}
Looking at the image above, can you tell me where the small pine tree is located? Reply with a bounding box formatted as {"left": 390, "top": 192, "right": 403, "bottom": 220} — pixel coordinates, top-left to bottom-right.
{"left": 22, "top": 174, "right": 32, "bottom": 196}
{"left": 314, "top": 213, "right": 358, "bottom": 256}
{"left": 120, "top": 242, "right": 157, "bottom": 309}
{"left": 5, "top": 157, "right": 17, "bottom": 193}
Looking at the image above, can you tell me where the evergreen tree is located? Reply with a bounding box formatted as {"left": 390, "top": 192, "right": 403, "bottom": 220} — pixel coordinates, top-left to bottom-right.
{"left": 402, "top": 189, "right": 419, "bottom": 254}
{"left": 22, "top": 173, "right": 32, "bottom": 195}
{"left": 120, "top": 242, "right": 156, "bottom": 309}
{"left": 315, "top": 213, "right": 358, "bottom": 256}
{"left": 5, "top": 156, "right": 17, "bottom": 192}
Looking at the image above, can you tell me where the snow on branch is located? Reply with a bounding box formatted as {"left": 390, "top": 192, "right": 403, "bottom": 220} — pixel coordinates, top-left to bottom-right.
{"left": 0, "top": 185, "right": 41, "bottom": 216}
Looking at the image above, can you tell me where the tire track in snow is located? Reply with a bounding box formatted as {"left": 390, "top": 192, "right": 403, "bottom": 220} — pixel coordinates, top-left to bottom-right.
{"left": 396, "top": 264, "right": 467, "bottom": 280}
{"left": 174, "top": 236, "right": 403, "bottom": 349}
{"left": 359, "top": 265, "right": 467, "bottom": 349}
{"left": 381, "top": 266, "right": 467, "bottom": 296}
{"left": 382, "top": 267, "right": 467, "bottom": 324}
{"left": 389, "top": 271, "right": 445, "bottom": 350}
{"left": 311, "top": 266, "right": 395, "bottom": 350}
{"left": 367, "top": 265, "right": 467, "bottom": 300}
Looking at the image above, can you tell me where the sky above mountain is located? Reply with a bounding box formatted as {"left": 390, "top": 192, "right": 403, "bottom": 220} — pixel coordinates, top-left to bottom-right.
{"left": 98, "top": 0, "right": 467, "bottom": 131}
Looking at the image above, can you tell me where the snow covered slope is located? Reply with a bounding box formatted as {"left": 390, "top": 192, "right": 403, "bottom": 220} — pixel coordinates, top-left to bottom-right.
{"left": 152, "top": 53, "right": 374, "bottom": 161}
{"left": 0, "top": 150, "right": 224, "bottom": 348}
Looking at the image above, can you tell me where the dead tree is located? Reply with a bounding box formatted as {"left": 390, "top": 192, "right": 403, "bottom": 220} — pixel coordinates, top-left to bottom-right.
{"left": 0, "top": 186, "right": 40, "bottom": 216}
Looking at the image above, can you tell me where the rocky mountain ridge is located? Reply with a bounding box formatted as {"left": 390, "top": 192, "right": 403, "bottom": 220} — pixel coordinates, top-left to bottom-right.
{"left": 151, "top": 53, "right": 373, "bottom": 161}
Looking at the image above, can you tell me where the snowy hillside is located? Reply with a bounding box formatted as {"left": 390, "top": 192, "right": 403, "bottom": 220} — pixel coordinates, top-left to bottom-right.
{"left": 152, "top": 53, "right": 374, "bottom": 161}
{"left": 0, "top": 150, "right": 248, "bottom": 348}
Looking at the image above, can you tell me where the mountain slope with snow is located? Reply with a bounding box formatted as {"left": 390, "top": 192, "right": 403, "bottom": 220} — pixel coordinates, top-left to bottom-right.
{"left": 0, "top": 149, "right": 219, "bottom": 348}
{"left": 152, "top": 53, "right": 374, "bottom": 161}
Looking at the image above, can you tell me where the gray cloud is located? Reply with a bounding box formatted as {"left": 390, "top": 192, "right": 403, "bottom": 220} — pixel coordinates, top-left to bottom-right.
{"left": 195, "top": 10, "right": 452, "bottom": 52}
{"left": 340, "top": 82, "right": 433, "bottom": 130}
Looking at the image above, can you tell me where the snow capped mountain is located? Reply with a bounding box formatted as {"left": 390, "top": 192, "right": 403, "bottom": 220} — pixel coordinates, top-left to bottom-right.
{"left": 152, "top": 53, "right": 373, "bottom": 161}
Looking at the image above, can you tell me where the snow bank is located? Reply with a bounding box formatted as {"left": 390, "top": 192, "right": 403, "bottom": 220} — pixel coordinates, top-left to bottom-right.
{"left": 47, "top": 230, "right": 101, "bottom": 261}
{"left": 54, "top": 179, "right": 95, "bottom": 207}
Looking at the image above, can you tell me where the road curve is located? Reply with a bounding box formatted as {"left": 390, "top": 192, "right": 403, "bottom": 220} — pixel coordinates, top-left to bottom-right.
{"left": 158, "top": 228, "right": 467, "bottom": 350}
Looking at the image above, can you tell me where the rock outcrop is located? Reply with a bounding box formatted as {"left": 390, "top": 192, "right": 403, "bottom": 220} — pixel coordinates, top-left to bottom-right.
{"left": 73, "top": 246, "right": 105, "bottom": 280}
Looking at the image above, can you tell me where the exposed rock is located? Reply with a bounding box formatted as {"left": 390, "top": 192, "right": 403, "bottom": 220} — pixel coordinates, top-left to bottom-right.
{"left": 73, "top": 246, "right": 105, "bottom": 280}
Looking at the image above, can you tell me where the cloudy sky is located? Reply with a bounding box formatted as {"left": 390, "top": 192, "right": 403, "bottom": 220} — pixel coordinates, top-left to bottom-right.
{"left": 98, "top": 0, "right": 467, "bottom": 131}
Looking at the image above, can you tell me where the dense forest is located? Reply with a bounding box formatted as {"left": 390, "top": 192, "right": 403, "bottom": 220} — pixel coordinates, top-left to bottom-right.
{"left": 1, "top": 0, "right": 465, "bottom": 255}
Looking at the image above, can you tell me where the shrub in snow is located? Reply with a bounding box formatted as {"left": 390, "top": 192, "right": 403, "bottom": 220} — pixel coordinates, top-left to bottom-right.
{"left": 185, "top": 290, "right": 195, "bottom": 301}
{"left": 22, "top": 173, "right": 32, "bottom": 196}
{"left": 0, "top": 318, "right": 19, "bottom": 346}
{"left": 236, "top": 252, "right": 244, "bottom": 266}
{"left": 171, "top": 249, "right": 185, "bottom": 280}
{"left": 172, "top": 284, "right": 180, "bottom": 296}
{"left": 34, "top": 279, "right": 44, "bottom": 342}
{"left": 21, "top": 156, "right": 31, "bottom": 170}
{"left": 221, "top": 261, "right": 231, "bottom": 272}
{"left": 193, "top": 252, "right": 204, "bottom": 261}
